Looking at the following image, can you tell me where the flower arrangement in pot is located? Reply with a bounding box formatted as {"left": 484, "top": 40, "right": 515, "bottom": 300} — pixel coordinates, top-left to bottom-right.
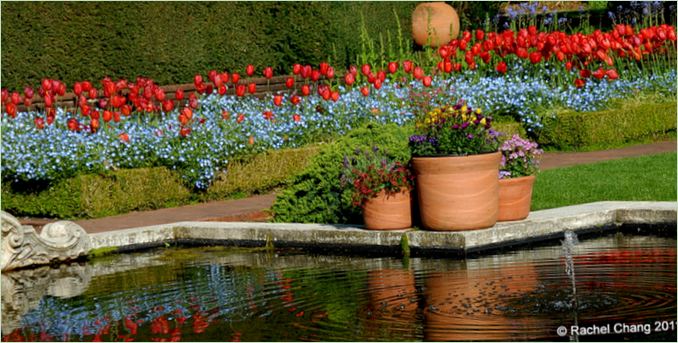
{"left": 341, "top": 143, "right": 416, "bottom": 230}
{"left": 494, "top": 132, "right": 544, "bottom": 221}
{"left": 408, "top": 99, "right": 501, "bottom": 231}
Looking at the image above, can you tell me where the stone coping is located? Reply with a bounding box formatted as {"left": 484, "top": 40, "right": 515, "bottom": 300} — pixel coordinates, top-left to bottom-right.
{"left": 89, "top": 201, "right": 677, "bottom": 255}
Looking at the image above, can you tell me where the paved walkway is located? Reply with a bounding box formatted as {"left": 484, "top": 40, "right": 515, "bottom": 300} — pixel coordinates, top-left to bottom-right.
{"left": 18, "top": 140, "right": 676, "bottom": 234}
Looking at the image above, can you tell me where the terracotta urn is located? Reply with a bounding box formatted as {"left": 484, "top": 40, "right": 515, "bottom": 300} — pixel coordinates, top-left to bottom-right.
{"left": 412, "top": 2, "right": 461, "bottom": 47}
{"left": 411, "top": 152, "right": 500, "bottom": 231}
{"left": 360, "top": 189, "right": 412, "bottom": 230}
{"left": 497, "top": 174, "right": 536, "bottom": 221}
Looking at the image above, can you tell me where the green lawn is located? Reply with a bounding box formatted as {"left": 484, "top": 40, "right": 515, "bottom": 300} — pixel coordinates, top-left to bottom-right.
{"left": 531, "top": 152, "right": 677, "bottom": 211}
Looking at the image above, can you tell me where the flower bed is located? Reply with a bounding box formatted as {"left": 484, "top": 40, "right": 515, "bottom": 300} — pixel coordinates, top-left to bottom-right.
{"left": 2, "top": 23, "right": 676, "bottom": 192}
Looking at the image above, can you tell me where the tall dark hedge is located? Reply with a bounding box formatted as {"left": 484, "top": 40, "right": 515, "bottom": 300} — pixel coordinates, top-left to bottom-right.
{"left": 1, "top": 1, "right": 421, "bottom": 91}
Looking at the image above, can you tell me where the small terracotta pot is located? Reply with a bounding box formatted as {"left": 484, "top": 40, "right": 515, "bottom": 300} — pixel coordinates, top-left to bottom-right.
{"left": 497, "top": 174, "right": 536, "bottom": 222}
{"left": 360, "top": 189, "right": 412, "bottom": 230}
{"left": 412, "top": 152, "right": 500, "bottom": 231}
{"left": 412, "top": 2, "right": 460, "bottom": 47}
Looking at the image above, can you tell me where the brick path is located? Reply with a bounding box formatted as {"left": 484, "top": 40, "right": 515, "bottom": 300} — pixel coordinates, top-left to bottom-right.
{"left": 17, "top": 140, "right": 676, "bottom": 234}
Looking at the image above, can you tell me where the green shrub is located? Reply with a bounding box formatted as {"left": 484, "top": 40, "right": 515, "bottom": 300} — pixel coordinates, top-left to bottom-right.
{"left": 537, "top": 102, "right": 677, "bottom": 149}
{"left": 270, "top": 122, "right": 414, "bottom": 224}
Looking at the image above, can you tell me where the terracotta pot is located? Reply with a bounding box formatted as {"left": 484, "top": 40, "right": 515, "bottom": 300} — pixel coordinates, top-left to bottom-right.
{"left": 412, "top": 2, "right": 460, "bottom": 47}
{"left": 411, "top": 152, "right": 500, "bottom": 231}
{"left": 497, "top": 174, "right": 535, "bottom": 222}
{"left": 360, "top": 189, "right": 412, "bottom": 230}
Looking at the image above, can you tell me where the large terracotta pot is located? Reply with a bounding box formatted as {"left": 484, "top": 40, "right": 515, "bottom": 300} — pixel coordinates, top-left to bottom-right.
{"left": 360, "top": 189, "right": 412, "bottom": 230}
{"left": 497, "top": 174, "right": 535, "bottom": 222}
{"left": 412, "top": 2, "right": 460, "bottom": 47}
{"left": 411, "top": 152, "right": 500, "bottom": 231}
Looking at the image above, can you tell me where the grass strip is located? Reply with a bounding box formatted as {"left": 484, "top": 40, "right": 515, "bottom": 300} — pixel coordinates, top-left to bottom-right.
{"left": 532, "top": 152, "right": 677, "bottom": 211}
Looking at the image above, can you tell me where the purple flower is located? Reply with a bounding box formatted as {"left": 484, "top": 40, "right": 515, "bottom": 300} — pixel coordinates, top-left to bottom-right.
{"left": 468, "top": 134, "right": 474, "bottom": 139}
{"left": 452, "top": 124, "right": 460, "bottom": 129}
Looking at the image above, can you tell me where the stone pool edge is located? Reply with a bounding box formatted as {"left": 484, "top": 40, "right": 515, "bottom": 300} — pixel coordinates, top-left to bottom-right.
{"left": 88, "top": 201, "right": 677, "bottom": 255}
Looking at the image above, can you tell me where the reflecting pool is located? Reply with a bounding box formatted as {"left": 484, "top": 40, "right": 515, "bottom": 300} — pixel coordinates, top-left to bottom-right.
{"left": 1, "top": 232, "right": 676, "bottom": 341}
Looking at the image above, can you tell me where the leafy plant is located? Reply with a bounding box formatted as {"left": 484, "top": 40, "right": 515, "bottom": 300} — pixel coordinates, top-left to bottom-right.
{"left": 493, "top": 132, "right": 544, "bottom": 179}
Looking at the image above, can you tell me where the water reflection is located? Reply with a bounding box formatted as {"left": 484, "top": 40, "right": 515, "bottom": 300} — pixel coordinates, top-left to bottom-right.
{"left": 1, "top": 234, "right": 675, "bottom": 342}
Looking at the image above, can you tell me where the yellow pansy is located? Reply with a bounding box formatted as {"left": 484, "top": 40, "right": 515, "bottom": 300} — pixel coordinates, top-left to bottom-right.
{"left": 481, "top": 118, "right": 486, "bottom": 125}
{"left": 476, "top": 108, "right": 482, "bottom": 114}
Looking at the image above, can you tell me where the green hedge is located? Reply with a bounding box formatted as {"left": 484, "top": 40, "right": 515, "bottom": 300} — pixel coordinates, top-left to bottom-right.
{"left": 537, "top": 102, "right": 677, "bottom": 149}
{"left": 1, "top": 146, "right": 321, "bottom": 219}
{"left": 270, "top": 122, "right": 414, "bottom": 224}
{"left": 1, "top": 1, "right": 421, "bottom": 92}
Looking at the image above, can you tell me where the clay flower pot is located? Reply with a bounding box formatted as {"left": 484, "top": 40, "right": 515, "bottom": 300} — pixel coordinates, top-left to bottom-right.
{"left": 361, "top": 189, "right": 412, "bottom": 230}
{"left": 411, "top": 152, "right": 500, "bottom": 231}
{"left": 412, "top": 2, "right": 460, "bottom": 47}
{"left": 497, "top": 174, "right": 536, "bottom": 222}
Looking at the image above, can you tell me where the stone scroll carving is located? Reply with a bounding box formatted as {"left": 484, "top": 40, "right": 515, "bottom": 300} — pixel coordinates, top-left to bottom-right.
{"left": 1, "top": 211, "right": 92, "bottom": 272}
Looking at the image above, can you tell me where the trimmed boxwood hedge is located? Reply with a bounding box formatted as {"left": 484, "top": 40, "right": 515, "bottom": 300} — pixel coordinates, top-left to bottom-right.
{"left": 538, "top": 102, "right": 677, "bottom": 149}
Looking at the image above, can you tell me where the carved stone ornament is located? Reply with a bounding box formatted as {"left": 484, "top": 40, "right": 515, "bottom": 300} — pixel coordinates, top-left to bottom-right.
{"left": 1, "top": 211, "right": 92, "bottom": 272}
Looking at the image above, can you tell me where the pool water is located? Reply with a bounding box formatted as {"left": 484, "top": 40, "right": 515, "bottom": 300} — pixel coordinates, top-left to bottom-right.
{"left": 1, "top": 233, "right": 676, "bottom": 342}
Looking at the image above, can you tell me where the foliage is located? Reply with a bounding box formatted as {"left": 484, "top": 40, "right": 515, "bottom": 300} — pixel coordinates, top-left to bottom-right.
{"left": 409, "top": 100, "right": 495, "bottom": 156}
{"left": 340, "top": 143, "right": 415, "bottom": 206}
{"left": 532, "top": 152, "right": 677, "bottom": 211}
{"left": 537, "top": 101, "right": 677, "bottom": 149}
{"left": 493, "top": 132, "right": 543, "bottom": 178}
{"left": 270, "top": 122, "right": 413, "bottom": 224}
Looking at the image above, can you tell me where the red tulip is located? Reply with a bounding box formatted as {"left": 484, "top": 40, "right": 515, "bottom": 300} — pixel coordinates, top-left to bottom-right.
{"left": 82, "top": 81, "right": 92, "bottom": 92}
{"left": 605, "top": 56, "right": 614, "bottom": 66}
{"left": 293, "top": 114, "right": 301, "bottom": 122}
{"left": 194, "top": 74, "right": 203, "bottom": 85}
{"left": 574, "top": 78, "right": 586, "bottom": 88}
{"left": 565, "top": 61, "right": 573, "bottom": 70}
{"left": 374, "top": 78, "right": 382, "bottom": 89}
{"left": 98, "top": 98, "right": 107, "bottom": 109}
{"left": 423, "top": 76, "right": 432, "bottom": 87}
{"left": 234, "top": 85, "right": 245, "bottom": 97}
{"left": 443, "top": 59, "right": 452, "bottom": 73}
{"left": 246, "top": 64, "right": 255, "bottom": 76}
{"left": 301, "top": 84, "right": 310, "bottom": 96}
{"left": 263, "top": 110, "right": 274, "bottom": 120}
{"left": 579, "top": 69, "right": 591, "bottom": 78}
{"left": 528, "top": 26, "right": 537, "bottom": 36}
{"left": 119, "top": 133, "right": 130, "bottom": 142}
{"left": 311, "top": 69, "right": 321, "bottom": 81}
{"left": 349, "top": 65, "right": 358, "bottom": 75}
{"left": 237, "top": 113, "right": 244, "bottom": 123}
{"left": 375, "top": 71, "right": 384, "bottom": 83}
{"left": 213, "top": 74, "right": 223, "bottom": 88}
{"left": 301, "top": 65, "right": 312, "bottom": 79}
{"left": 221, "top": 72, "right": 229, "bottom": 84}
{"left": 263, "top": 66, "right": 273, "bottom": 79}
{"left": 290, "top": 95, "right": 300, "bottom": 105}
{"left": 205, "top": 84, "right": 214, "bottom": 95}
{"left": 35, "top": 117, "right": 45, "bottom": 130}
{"left": 121, "top": 105, "right": 131, "bottom": 116}
{"left": 11, "top": 92, "right": 21, "bottom": 105}
{"left": 413, "top": 67, "right": 424, "bottom": 80}
{"left": 285, "top": 77, "right": 294, "bottom": 88}
{"left": 438, "top": 46, "right": 449, "bottom": 59}
{"left": 345, "top": 73, "right": 355, "bottom": 86}
{"left": 23, "top": 97, "right": 33, "bottom": 107}
{"left": 117, "top": 78, "right": 128, "bottom": 91}
{"left": 529, "top": 51, "right": 542, "bottom": 64}
{"left": 103, "top": 110, "right": 112, "bottom": 122}
{"left": 162, "top": 99, "right": 174, "bottom": 112}
{"left": 476, "top": 29, "right": 485, "bottom": 41}
{"left": 319, "top": 62, "right": 329, "bottom": 76}
{"left": 104, "top": 82, "right": 116, "bottom": 97}
{"left": 154, "top": 88, "right": 165, "bottom": 102}
{"left": 231, "top": 73, "right": 240, "bottom": 84}
{"left": 480, "top": 51, "right": 491, "bottom": 64}
{"left": 208, "top": 70, "right": 217, "bottom": 83}
{"left": 468, "top": 62, "right": 477, "bottom": 70}
{"left": 331, "top": 91, "right": 339, "bottom": 102}
{"left": 179, "top": 126, "right": 191, "bottom": 137}
{"left": 6, "top": 102, "right": 16, "bottom": 117}
{"left": 46, "top": 111, "right": 55, "bottom": 124}
{"left": 293, "top": 63, "right": 302, "bottom": 74}
{"left": 1, "top": 89, "right": 8, "bottom": 103}
{"left": 367, "top": 72, "right": 376, "bottom": 84}
{"left": 44, "top": 94, "right": 53, "bottom": 108}
{"left": 90, "top": 118, "right": 100, "bottom": 131}
{"left": 452, "top": 63, "right": 462, "bottom": 72}
{"left": 218, "top": 85, "right": 227, "bottom": 96}
{"left": 88, "top": 88, "right": 98, "bottom": 100}
{"left": 175, "top": 89, "right": 184, "bottom": 101}
{"left": 73, "top": 82, "right": 83, "bottom": 96}
{"left": 113, "top": 111, "right": 121, "bottom": 123}
{"left": 248, "top": 83, "right": 257, "bottom": 94}
{"left": 82, "top": 104, "right": 92, "bottom": 117}
{"left": 181, "top": 106, "right": 193, "bottom": 120}
{"left": 360, "top": 86, "right": 369, "bottom": 97}
{"left": 387, "top": 62, "right": 397, "bottom": 74}
{"left": 274, "top": 94, "right": 283, "bottom": 106}
{"left": 592, "top": 68, "right": 605, "bottom": 79}
{"left": 23, "top": 86, "right": 33, "bottom": 100}
{"left": 326, "top": 67, "right": 335, "bottom": 79}
{"left": 321, "top": 89, "right": 331, "bottom": 100}
{"left": 465, "top": 52, "right": 474, "bottom": 65}
{"left": 459, "top": 39, "right": 468, "bottom": 50}
{"left": 361, "top": 64, "right": 371, "bottom": 76}
{"left": 495, "top": 61, "right": 507, "bottom": 73}
{"left": 42, "top": 79, "right": 52, "bottom": 91}
{"left": 67, "top": 118, "right": 78, "bottom": 131}
{"left": 606, "top": 69, "right": 619, "bottom": 80}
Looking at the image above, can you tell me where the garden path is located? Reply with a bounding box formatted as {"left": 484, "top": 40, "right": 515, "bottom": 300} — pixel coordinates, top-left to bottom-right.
{"left": 18, "top": 140, "right": 676, "bottom": 234}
